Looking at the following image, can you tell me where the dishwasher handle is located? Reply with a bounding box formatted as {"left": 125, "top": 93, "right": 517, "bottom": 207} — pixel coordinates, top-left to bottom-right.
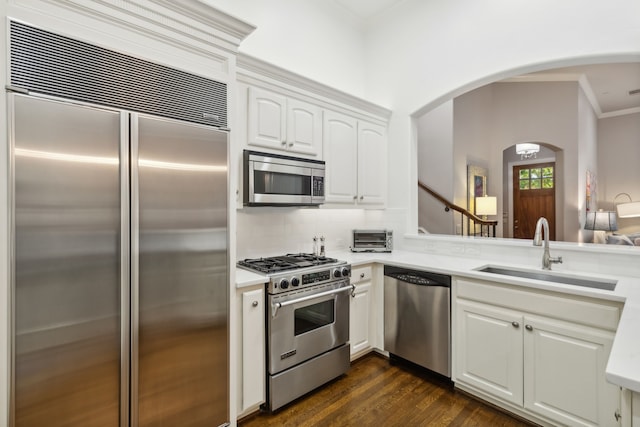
{"left": 384, "top": 265, "right": 451, "bottom": 287}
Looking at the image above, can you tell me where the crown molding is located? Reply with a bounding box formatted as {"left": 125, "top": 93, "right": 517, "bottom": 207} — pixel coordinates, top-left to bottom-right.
{"left": 237, "top": 53, "right": 392, "bottom": 120}
{"left": 11, "top": 0, "right": 255, "bottom": 55}
{"left": 600, "top": 106, "right": 640, "bottom": 119}
{"left": 148, "top": 0, "right": 256, "bottom": 46}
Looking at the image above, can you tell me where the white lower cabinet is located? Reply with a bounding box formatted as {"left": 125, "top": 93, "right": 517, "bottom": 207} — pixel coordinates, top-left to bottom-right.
{"left": 456, "top": 300, "right": 524, "bottom": 406}
{"left": 455, "top": 279, "right": 622, "bottom": 427}
{"left": 240, "top": 287, "right": 265, "bottom": 413}
{"left": 350, "top": 265, "right": 374, "bottom": 358}
{"left": 523, "top": 315, "right": 618, "bottom": 426}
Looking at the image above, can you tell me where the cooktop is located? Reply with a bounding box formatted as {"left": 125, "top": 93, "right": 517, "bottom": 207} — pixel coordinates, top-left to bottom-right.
{"left": 237, "top": 253, "right": 339, "bottom": 274}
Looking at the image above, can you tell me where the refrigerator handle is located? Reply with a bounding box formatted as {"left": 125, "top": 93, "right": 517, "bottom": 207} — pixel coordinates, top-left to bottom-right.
{"left": 119, "top": 111, "right": 133, "bottom": 426}
{"left": 129, "top": 112, "right": 140, "bottom": 427}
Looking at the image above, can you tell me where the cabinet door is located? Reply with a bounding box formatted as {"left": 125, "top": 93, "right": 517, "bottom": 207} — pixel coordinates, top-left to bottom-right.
{"left": 357, "top": 121, "right": 386, "bottom": 205}
{"left": 247, "top": 87, "right": 287, "bottom": 151}
{"left": 242, "top": 288, "right": 265, "bottom": 411}
{"left": 350, "top": 282, "right": 372, "bottom": 356}
{"left": 455, "top": 299, "right": 524, "bottom": 406}
{"left": 287, "top": 98, "right": 322, "bottom": 156}
{"left": 523, "top": 315, "right": 620, "bottom": 427}
{"left": 323, "top": 110, "right": 358, "bottom": 203}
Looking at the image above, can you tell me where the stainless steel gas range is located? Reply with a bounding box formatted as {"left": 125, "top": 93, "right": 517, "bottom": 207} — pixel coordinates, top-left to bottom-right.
{"left": 238, "top": 253, "right": 352, "bottom": 411}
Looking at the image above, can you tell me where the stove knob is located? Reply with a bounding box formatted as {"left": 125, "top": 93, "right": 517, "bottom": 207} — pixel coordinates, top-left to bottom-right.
{"left": 341, "top": 267, "right": 351, "bottom": 277}
{"left": 279, "top": 278, "right": 290, "bottom": 289}
{"left": 333, "top": 268, "right": 342, "bottom": 278}
{"left": 291, "top": 277, "right": 300, "bottom": 287}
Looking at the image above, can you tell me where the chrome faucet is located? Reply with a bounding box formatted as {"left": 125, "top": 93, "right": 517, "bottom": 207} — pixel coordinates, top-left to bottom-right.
{"left": 533, "top": 217, "right": 563, "bottom": 270}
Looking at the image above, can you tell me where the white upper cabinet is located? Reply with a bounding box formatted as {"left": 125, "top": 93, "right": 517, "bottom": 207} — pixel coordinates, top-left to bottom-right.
{"left": 323, "top": 110, "right": 387, "bottom": 207}
{"left": 248, "top": 86, "right": 322, "bottom": 157}
{"left": 357, "top": 121, "right": 386, "bottom": 206}
{"left": 323, "top": 110, "right": 358, "bottom": 203}
{"left": 287, "top": 98, "right": 322, "bottom": 156}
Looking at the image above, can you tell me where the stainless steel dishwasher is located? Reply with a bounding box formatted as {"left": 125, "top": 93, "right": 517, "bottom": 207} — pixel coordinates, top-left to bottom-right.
{"left": 384, "top": 265, "right": 451, "bottom": 377}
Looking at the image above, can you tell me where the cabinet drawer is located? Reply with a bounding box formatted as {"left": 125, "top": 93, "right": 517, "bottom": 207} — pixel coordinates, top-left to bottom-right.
{"left": 351, "top": 265, "right": 372, "bottom": 284}
{"left": 456, "top": 278, "right": 621, "bottom": 331}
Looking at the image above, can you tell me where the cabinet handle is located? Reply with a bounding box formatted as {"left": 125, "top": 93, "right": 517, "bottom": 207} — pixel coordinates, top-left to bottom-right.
{"left": 512, "top": 321, "right": 519, "bottom": 328}
{"left": 525, "top": 324, "right": 533, "bottom": 331}
{"left": 281, "top": 141, "right": 287, "bottom": 146}
{"left": 360, "top": 273, "right": 365, "bottom": 279}
{"left": 359, "top": 195, "right": 364, "bottom": 200}
{"left": 288, "top": 142, "right": 294, "bottom": 147}
{"left": 353, "top": 195, "right": 357, "bottom": 200}
{"left": 615, "top": 410, "right": 621, "bottom": 421}
{"left": 252, "top": 301, "right": 258, "bottom": 307}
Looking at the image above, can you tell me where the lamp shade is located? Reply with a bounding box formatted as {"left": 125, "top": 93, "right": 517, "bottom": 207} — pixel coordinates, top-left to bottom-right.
{"left": 475, "top": 196, "right": 497, "bottom": 216}
{"left": 584, "top": 211, "right": 618, "bottom": 231}
{"left": 616, "top": 201, "right": 640, "bottom": 218}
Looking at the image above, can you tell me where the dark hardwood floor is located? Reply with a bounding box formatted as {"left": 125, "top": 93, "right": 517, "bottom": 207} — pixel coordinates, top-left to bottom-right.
{"left": 240, "top": 353, "right": 534, "bottom": 427}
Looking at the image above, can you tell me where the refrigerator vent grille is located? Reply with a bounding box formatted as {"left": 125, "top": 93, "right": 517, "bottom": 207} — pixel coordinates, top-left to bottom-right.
{"left": 9, "top": 21, "right": 227, "bottom": 128}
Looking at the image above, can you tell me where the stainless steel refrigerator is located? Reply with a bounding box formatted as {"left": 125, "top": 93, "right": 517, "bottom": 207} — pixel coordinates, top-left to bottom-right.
{"left": 10, "top": 93, "right": 229, "bottom": 426}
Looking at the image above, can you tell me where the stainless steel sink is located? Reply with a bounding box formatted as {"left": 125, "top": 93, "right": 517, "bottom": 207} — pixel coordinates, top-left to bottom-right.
{"left": 476, "top": 265, "right": 617, "bottom": 291}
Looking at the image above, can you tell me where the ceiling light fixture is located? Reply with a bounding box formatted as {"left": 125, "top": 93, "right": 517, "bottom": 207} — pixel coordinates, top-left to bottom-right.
{"left": 515, "top": 143, "right": 540, "bottom": 160}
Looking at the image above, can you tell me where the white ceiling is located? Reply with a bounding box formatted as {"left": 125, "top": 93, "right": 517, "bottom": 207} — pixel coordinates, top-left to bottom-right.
{"left": 507, "top": 63, "right": 640, "bottom": 117}
{"left": 332, "top": 0, "right": 406, "bottom": 20}
{"left": 332, "top": 1, "right": 640, "bottom": 117}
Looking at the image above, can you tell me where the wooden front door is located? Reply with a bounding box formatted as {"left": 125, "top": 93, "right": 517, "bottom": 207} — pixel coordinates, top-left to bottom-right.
{"left": 513, "top": 163, "right": 556, "bottom": 240}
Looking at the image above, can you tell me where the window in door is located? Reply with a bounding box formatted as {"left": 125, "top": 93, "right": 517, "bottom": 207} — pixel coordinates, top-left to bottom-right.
{"left": 518, "top": 166, "right": 554, "bottom": 190}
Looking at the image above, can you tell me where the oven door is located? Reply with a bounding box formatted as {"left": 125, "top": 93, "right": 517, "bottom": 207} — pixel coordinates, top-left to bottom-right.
{"left": 267, "top": 280, "right": 351, "bottom": 374}
{"left": 249, "top": 161, "right": 325, "bottom": 205}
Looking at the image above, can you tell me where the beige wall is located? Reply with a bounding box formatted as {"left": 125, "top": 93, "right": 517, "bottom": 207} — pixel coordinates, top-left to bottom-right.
{"left": 598, "top": 112, "right": 640, "bottom": 235}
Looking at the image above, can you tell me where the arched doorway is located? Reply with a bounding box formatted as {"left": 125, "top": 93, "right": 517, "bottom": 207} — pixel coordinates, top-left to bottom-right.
{"left": 504, "top": 143, "right": 560, "bottom": 239}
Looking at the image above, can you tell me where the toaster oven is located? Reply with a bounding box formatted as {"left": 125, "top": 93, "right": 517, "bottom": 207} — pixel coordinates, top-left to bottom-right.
{"left": 351, "top": 229, "right": 393, "bottom": 252}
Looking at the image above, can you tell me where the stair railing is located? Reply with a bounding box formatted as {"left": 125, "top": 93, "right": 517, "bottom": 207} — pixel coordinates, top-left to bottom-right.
{"left": 418, "top": 181, "right": 498, "bottom": 237}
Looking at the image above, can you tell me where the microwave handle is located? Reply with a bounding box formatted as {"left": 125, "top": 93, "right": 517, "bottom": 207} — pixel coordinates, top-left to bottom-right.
{"left": 271, "top": 284, "right": 355, "bottom": 317}
{"left": 253, "top": 161, "right": 312, "bottom": 176}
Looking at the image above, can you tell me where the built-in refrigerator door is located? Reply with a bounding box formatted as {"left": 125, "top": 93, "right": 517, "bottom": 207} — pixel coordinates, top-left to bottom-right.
{"left": 131, "top": 114, "right": 229, "bottom": 426}
{"left": 11, "top": 94, "right": 127, "bottom": 426}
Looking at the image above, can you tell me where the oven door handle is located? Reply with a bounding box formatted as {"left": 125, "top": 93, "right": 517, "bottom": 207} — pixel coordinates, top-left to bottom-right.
{"left": 271, "top": 285, "right": 355, "bottom": 317}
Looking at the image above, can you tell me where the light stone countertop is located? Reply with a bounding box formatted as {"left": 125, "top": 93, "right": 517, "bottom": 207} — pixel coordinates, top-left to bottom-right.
{"left": 235, "top": 249, "right": 640, "bottom": 393}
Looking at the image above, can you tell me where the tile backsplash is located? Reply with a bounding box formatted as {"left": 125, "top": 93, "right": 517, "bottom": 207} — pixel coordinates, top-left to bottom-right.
{"left": 236, "top": 207, "right": 407, "bottom": 259}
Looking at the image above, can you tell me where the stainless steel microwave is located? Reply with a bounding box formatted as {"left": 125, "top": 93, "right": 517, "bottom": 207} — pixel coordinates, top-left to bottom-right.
{"left": 351, "top": 229, "right": 393, "bottom": 252}
{"left": 243, "top": 150, "right": 325, "bottom": 206}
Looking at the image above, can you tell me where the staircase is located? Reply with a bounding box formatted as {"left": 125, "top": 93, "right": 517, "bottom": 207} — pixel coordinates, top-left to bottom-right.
{"left": 418, "top": 181, "right": 498, "bottom": 237}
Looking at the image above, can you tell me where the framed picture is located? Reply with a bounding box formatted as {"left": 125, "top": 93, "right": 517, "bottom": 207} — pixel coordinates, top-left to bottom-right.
{"left": 467, "top": 164, "right": 487, "bottom": 215}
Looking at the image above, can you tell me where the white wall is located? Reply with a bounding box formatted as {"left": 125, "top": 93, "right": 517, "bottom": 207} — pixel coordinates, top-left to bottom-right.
{"left": 202, "top": 0, "right": 368, "bottom": 98}
{"left": 364, "top": 0, "right": 640, "bottom": 112}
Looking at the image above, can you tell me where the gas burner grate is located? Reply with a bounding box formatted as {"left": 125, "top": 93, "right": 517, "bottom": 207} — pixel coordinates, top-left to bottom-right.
{"left": 238, "top": 253, "right": 339, "bottom": 274}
